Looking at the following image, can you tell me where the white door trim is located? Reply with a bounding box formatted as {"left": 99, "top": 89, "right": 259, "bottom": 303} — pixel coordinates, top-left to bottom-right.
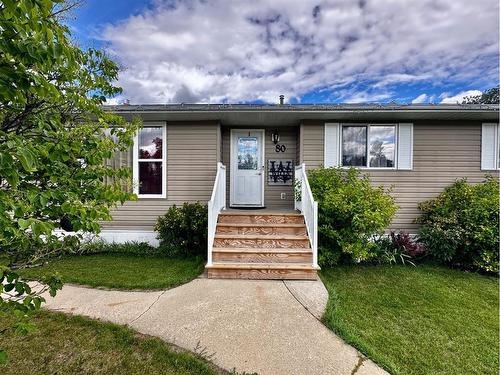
{"left": 230, "top": 129, "right": 265, "bottom": 207}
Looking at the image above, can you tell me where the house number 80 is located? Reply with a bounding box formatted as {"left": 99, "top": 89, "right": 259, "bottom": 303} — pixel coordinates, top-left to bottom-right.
{"left": 275, "top": 144, "right": 286, "bottom": 152}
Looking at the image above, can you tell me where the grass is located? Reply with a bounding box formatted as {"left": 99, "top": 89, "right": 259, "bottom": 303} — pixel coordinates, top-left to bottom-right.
{"left": 16, "top": 254, "right": 205, "bottom": 290}
{"left": 0, "top": 310, "right": 221, "bottom": 375}
{"left": 320, "top": 265, "right": 499, "bottom": 375}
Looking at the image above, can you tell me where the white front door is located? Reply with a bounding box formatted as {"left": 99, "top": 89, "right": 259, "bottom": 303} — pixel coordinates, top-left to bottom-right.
{"left": 231, "top": 129, "right": 265, "bottom": 207}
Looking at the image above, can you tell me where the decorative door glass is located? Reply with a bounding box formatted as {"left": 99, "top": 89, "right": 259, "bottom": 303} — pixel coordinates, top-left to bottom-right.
{"left": 237, "top": 137, "right": 258, "bottom": 170}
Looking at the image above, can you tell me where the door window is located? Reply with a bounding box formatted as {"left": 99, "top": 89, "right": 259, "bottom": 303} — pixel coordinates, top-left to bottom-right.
{"left": 237, "top": 137, "right": 258, "bottom": 170}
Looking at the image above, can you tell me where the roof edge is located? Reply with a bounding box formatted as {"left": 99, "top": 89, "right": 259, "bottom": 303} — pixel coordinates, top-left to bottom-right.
{"left": 102, "top": 103, "right": 499, "bottom": 113}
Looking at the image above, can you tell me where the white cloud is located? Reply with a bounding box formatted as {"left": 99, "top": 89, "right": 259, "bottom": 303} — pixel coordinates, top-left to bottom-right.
{"left": 104, "top": 96, "right": 124, "bottom": 105}
{"left": 343, "top": 91, "right": 392, "bottom": 103}
{"left": 411, "top": 93, "right": 428, "bottom": 104}
{"left": 372, "top": 74, "right": 433, "bottom": 89}
{"left": 100, "top": 0, "right": 499, "bottom": 103}
{"left": 440, "top": 90, "right": 482, "bottom": 104}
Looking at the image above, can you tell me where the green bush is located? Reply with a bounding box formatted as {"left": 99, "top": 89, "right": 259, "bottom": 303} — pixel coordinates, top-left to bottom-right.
{"left": 155, "top": 202, "right": 208, "bottom": 258}
{"left": 307, "top": 167, "right": 398, "bottom": 266}
{"left": 417, "top": 176, "right": 499, "bottom": 273}
{"left": 78, "top": 240, "right": 160, "bottom": 257}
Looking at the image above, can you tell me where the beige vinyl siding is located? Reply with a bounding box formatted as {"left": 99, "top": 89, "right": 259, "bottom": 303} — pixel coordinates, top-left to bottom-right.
{"left": 296, "top": 126, "right": 301, "bottom": 166}
{"left": 311, "top": 121, "right": 499, "bottom": 232}
{"left": 300, "top": 120, "right": 324, "bottom": 168}
{"left": 264, "top": 127, "right": 297, "bottom": 208}
{"left": 102, "top": 118, "right": 497, "bottom": 232}
{"left": 102, "top": 121, "right": 220, "bottom": 230}
{"left": 369, "top": 122, "right": 492, "bottom": 232}
{"left": 221, "top": 126, "right": 298, "bottom": 209}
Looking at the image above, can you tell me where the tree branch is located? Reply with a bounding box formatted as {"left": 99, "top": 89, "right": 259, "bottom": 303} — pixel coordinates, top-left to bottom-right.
{"left": 49, "top": 0, "right": 84, "bottom": 19}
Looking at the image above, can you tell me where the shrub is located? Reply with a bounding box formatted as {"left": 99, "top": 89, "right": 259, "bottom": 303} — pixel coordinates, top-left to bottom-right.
{"left": 390, "top": 231, "right": 426, "bottom": 258}
{"left": 78, "top": 240, "right": 159, "bottom": 257}
{"left": 371, "top": 235, "right": 395, "bottom": 262}
{"left": 155, "top": 202, "right": 208, "bottom": 258}
{"left": 417, "top": 176, "right": 499, "bottom": 273}
{"left": 371, "top": 232, "right": 425, "bottom": 266}
{"left": 307, "top": 167, "right": 398, "bottom": 266}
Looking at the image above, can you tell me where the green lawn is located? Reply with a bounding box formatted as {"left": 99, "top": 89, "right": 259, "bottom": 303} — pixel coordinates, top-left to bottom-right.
{"left": 0, "top": 311, "right": 221, "bottom": 375}
{"left": 17, "top": 254, "right": 205, "bottom": 290}
{"left": 320, "top": 265, "right": 499, "bottom": 375}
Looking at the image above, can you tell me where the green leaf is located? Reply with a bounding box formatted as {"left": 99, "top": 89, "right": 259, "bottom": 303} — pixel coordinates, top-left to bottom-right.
{"left": 5, "top": 172, "right": 19, "bottom": 188}
{"left": 4, "top": 283, "right": 15, "bottom": 292}
{"left": 33, "top": 297, "right": 42, "bottom": 310}
{"left": 18, "top": 218, "right": 31, "bottom": 230}
{"left": 17, "top": 147, "right": 37, "bottom": 172}
{"left": 40, "top": 194, "right": 48, "bottom": 206}
{"left": 0, "top": 349, "right": 8, "bottom": 365}
{"left": 15, "top": 282, "right": 25, "bottom": 294}
{"left": 13, "top": 321, "right": 37, "bottom": 335}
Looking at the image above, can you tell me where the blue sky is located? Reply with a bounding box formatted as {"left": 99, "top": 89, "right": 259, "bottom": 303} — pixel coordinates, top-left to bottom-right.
{"left": 68, "top": 0, "right": 149, "bottom": 49}
{"left": 68, "top": 0, "right": 499, "bottom": 104}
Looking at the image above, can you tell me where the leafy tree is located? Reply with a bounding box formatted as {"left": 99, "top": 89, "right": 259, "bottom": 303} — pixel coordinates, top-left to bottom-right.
{"left": 0, "top": 0, "right": 141, "bottom": 266}
{"left": 462, "top": 86, "right": 499, "bottom": 104}
{"left": 0, "top": 0, "right": 140, "bottom": 361}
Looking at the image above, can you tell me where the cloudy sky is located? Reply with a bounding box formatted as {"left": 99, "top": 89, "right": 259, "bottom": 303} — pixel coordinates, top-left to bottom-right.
{"left": 69, "top": 0, "right": 499, "bottom": 104}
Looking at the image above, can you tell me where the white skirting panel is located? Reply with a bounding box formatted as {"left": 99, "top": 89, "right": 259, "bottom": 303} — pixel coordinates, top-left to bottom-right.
{"left": 53, "top": 229, "right": 159, "bottom": 247}
{"left": 98, "top": 230, "right": 159, "bottom": 247}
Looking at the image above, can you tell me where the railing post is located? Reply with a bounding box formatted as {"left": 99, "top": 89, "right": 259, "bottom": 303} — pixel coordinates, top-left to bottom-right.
{"left": 207, "top": 163, "right": 226, "bottom": 268}
{"left": 207, "top": 201, "right": 213, "bottom": 266}
{"left": 298, "top": 163, "right": 319, "bottom": 269}
{"left": 301, "top": 164, "right": 306, "bottom": 214}
{"left": 294, "top": 166, "right": 299, "bottom": 211}
{"left": 313, "top": 201, "right": 318, "bottom": 268}
{"left": 222, "top": 166, "right": 226, "bottom": 210}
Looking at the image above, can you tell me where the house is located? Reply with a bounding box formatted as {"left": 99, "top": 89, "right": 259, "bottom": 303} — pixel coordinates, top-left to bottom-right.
{"left": 100, "top": 103, "right": 499, "bottom": 279}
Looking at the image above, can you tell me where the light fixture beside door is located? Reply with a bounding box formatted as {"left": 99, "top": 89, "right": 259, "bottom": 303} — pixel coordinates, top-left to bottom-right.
{"left": 271, "top": 129, "right": 280, "bottom": 144}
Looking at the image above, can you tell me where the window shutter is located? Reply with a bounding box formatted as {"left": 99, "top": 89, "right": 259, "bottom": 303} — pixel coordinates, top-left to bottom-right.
{"left": 324, "top": 123, "right": 340, "bottom": 167}
{"left": 397, "top": 123, "right": 413, "bottom": 170}
{"left": 481, "top": 123, "right": 498, "bottom": 170}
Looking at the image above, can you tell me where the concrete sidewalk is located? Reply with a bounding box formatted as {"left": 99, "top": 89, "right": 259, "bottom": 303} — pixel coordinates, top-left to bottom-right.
{"left": 43, "top": 278, "right": 387, "bottom": 375}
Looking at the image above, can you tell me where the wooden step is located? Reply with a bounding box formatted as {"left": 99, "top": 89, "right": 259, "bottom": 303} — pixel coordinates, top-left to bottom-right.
{"left": 213, "top": 234, "right": 310, "bottom": 249}
{"left": 212, "top": 247, "right": 313, "bottom": 263}
{"left": 209, "top": 212, "right": 315, "bottom": 280}
{"left": 216, "top": 223, "right": 307, "bottom": 236}
{"left": 206, "top": 262, "right": 319, "bottom": 280}
{"left": 218, "top": 213, "right": 304, "bottom": 224}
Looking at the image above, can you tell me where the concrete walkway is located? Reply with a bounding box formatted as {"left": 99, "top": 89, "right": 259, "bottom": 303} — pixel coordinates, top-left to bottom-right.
{"left": 43, "top": 278, "right": 387, "bottom": 375}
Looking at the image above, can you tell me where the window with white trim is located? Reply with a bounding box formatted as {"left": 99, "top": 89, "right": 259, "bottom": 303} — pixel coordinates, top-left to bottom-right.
{"left": 133, "top": 123, "right": 166, "bottom": 198}
{"left": 341, "top": 124, "right": 396, "bottom": 168}
{"left": 481, "top": 123, "right": 500, "bottom": 170}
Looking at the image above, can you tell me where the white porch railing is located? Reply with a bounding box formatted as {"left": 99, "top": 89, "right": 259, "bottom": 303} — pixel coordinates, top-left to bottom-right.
{"left": 207, "top": 162, "right": 226, "bottom": 266}
{"left": 294, "top": 163, "right": 319, "bottom": 268}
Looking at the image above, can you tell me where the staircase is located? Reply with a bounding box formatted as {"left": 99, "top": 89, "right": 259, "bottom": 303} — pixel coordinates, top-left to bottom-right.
{"left": 206, "top": 212, "right": 319, "bottom": 280}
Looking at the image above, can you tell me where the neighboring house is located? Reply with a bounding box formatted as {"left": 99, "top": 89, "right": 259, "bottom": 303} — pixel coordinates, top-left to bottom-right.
{"left": 100, "top": 103, "right": 499, "bottom": 279}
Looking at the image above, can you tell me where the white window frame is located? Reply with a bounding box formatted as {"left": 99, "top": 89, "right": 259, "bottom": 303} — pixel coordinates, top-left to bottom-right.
{"left": 340, "top": 123, "right": 398, "bottom": 170}
{"left": 481, "top": 123, "right": 500, "bottom": 170}
{"left": 133, "top": 122, "right": 167, "bottom": 199}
